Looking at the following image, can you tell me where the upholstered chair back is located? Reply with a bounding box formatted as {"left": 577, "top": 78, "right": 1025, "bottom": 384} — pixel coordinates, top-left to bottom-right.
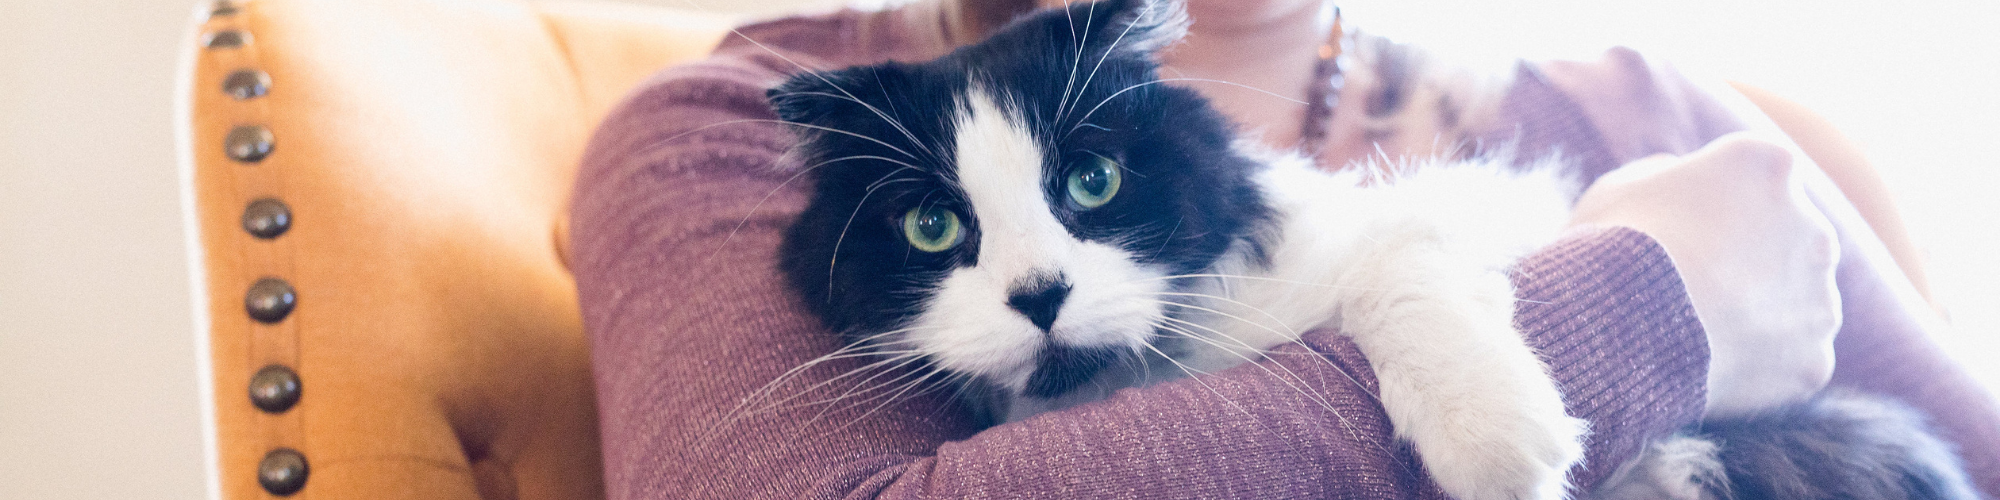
{"left": 179, "top": 0, "right": 728, "bottom": 497}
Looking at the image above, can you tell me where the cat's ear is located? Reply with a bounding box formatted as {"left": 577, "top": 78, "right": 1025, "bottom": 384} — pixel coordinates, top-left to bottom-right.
{"left": 1089, "top": 0, "right": 1189, "bottom": 57}
{"left": 767, "top": 69, "right": 876, "bottom": 126}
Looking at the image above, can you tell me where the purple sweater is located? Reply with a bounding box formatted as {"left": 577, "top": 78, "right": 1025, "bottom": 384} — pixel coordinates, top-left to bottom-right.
{"left": 571, "top": 7, "right": 2000, "bottom": 499}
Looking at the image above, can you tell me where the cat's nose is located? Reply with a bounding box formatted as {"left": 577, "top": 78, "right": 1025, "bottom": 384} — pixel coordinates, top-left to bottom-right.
{"left": 1007, "top": 277, "right": 1071, "bottom": 332}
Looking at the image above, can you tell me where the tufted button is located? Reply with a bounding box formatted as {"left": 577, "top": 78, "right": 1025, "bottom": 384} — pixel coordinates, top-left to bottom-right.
{"left": 225, "top": 126, "right": 273, "bottom": 163}
{"left": 258, "top": 448, "right": 309, "bottom": 496}
{"left": 248, "top": 365, "right": 301, "bottom": 413}
{"left": 244, "top": 277, "right": 296, "bottom": 323}
{"left": 241, "top": 198, "right": 291, "bottom": 239}
{"left": 200, "top": 30, "right": 249, "bottom": 49}
{"left": 223, "top": 69, "right": 269, "bottom": 100}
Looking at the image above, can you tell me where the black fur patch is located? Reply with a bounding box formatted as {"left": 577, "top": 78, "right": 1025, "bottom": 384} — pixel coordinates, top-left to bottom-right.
{"left": 1695, "top": 390, "right": 1979, "bottom": 500}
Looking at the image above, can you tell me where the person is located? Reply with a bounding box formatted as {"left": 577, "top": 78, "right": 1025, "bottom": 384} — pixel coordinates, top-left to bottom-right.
{"left": 568, "top": 0, "right": 2000, "bottom": 497}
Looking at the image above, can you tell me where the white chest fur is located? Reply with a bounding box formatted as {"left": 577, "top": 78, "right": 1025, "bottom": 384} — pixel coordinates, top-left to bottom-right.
{"left": 1177, "top": 154, "right": 1576, "bottom": 371}
{"left": 1114, "top": 153, "right": 1589, "bottom": 500}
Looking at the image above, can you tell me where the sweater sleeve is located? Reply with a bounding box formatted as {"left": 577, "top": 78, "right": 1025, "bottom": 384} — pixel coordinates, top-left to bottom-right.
{"left": 569, "top": 36, "right": 1709, "bottom": 498}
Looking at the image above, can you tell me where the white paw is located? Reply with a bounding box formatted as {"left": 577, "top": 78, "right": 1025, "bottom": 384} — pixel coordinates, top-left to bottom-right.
{"left": 1372, "top": 337, "right": 1588, "bottom": 500}
{"left": 1333, "top": 226, "right": 1591, "bottom": 499}
{"left": 1407, "top": 393, "right": 1587, "bottom": 500}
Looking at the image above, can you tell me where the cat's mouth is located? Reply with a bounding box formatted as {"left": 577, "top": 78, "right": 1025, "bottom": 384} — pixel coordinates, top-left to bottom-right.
{"left": 1021, "top": 343, "right": 1127, "bottom": 398}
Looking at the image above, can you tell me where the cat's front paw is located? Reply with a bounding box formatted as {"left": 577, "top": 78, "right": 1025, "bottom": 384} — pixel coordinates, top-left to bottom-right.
{"left": 1394, "top": 377, "right": 1587, "bottom": 500}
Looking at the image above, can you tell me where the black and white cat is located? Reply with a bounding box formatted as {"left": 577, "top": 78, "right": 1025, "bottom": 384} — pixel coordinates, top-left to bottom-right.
{"left": 768, "top": 1, "right": 1976, "bottom": 498}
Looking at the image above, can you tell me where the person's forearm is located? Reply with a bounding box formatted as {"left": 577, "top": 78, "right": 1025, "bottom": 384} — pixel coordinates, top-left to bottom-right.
{"left": 1506, "top": 226, "right": 1711, "bottom": 491}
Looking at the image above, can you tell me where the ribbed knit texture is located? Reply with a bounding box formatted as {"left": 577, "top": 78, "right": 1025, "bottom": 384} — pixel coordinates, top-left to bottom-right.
{"left": 572, "top": 6, "right": 2000, "bottom": 499}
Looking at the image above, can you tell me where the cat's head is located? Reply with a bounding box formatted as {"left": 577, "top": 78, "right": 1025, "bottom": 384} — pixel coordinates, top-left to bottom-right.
{"left": 773, "top": 0, "right": 1270, "bottom": 407}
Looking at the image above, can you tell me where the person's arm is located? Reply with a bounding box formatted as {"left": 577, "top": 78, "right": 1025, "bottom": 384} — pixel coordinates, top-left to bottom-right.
{"left": 1575, "top": 132, "right": 1843, "bottom": 417}
{"left": 568, "top": 30, "right": 1710, "bottom": 498}
{"left": 1538, "top": 47, "right": 2000, "bottom": 497}
{"left": 1718, "top": 86, "right": 2000, "bottom": 498}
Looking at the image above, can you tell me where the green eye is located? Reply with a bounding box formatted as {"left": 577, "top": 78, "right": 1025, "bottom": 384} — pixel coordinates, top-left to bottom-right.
{"left": 902, "top": 206, "right": 965, "bottom": 252}
{"left": 1066, "top": 155, "right": 1122, "bottom": 209}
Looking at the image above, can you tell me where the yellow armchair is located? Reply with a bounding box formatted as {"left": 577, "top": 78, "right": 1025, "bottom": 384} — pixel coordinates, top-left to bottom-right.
{"left": 179, "top": 0, "right": 729, "bottom": 497}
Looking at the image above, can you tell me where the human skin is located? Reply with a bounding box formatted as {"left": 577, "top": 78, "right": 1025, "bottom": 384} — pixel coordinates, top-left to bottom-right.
{"left": 1571, "top": 132, "right": 1841, "bottom": 416}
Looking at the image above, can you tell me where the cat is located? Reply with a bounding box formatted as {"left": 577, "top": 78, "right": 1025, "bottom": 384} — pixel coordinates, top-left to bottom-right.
{"left": 767, "top": 0, "right": 1977, "bottom": 498}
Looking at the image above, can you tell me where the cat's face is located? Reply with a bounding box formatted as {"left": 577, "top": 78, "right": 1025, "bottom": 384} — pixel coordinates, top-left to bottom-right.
{"left": 774, "top": 0, "right": 1269, "bottom": 404}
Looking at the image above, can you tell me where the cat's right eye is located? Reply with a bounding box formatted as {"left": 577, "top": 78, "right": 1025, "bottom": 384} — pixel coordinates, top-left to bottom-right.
{"left": 902, "top": 206, "right": 965, "bottom": 253}
{"left": 1066, "top": 154, "right": 1122, "bottom": 209}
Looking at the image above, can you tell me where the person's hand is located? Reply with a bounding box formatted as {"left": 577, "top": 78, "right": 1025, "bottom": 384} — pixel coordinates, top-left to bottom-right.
{"left": 1569, "top": 132, "right": 1842, "bottom": 417}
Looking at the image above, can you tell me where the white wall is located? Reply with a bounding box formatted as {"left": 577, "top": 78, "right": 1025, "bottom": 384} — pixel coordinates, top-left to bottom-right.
{"left": 2, "top": 0, "right": 211, "bottom": 498}
{"left": 0, "top": 0, "right": 1992, "bottom": 498}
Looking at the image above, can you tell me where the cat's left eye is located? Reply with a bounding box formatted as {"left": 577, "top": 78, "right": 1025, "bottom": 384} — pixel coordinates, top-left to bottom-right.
{"left": 902, "top": 206, "right": 965, "bottom": 253}
{"left": 1066, "top": 155, "right": 1122, "bottom": 209}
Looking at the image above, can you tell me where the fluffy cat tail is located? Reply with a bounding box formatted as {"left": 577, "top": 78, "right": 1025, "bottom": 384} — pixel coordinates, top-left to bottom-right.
{"left": 1598, "top": 389, "right": 1980, "bottom": 500}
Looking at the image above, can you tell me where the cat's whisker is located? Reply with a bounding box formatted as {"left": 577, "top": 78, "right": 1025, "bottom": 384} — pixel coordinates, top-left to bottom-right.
{"left": 932, "top": 370, "right": 981, "bottom": 420}
{"left": 869, "top": 66, "right": 938, "bottom": 163}
{"left": 702, "top": 11, "right": 942, "bottom": 165}
{"left": 740, "top": 361, "right": 953, "bottom": 435}
{"left": 696, "top": 348, "right": 923, "bottom": 449}
{"left": 1116, "top": 343, "right": 1151, "bottom": 388}
{"left": 702, "top": 154, "right": 919, "bottom": 268}
{"left": 710, "top": 326, "right": 937, "bottom": 432}
{"left": 821, "top": 363, "right": 951, "bottom": 435}
{"left": 1147, "top": 271, "right": 1547, "bottom": 305}
{"left": 855, "top": 367, "right": 963, "bottom": 426}
{"left": 1073, "top": 122, "right": 1116, "bottom": 132}
{"left": 770, "top": 90, "right": 944, "bottom": 164}
{"left": 721, "top": 347, "right": 882, "bottom": 420}
{"left": 1148, "top": 216, "right": 1185, "bottom": 262}
{"left": 1154, "top": 293, "right": 1287, "bottom": 340}
{"left": 1135, "top": 339, "right": 1210, "bottom": 382}
{"left": 798, "top": 352, "right": 929, "bottom": 410}
{"left": 1129, "top": 339, "right": 1300, "bottom": 443}
{"left": 1051, "top": 0, "right": 1099, "bottom": 120}
{"left": 1152, "top": 292, "right": 1368, "bottom": 380}
{"left": 826, "top": 173, "right": 926, "bottom": 298}
{"left": 787, "top": 352, "right": 934, "bottom": 420}
{"left": 1150, "top": 317, "right": 1378, "bottom": 440}
{"left": 727, "top": 350, "right": 926, "bottom": 424}
{"left": 757, "top": 352, "right": 927, "bottom": 408}
{"left": 864, "top": 166, "right": 925, "bottom": 191}
{"left": 646, "top": 118, "right": 915, "bottom": 164}
{"left": 749, "top": 339, "right": 935, "bottom": 410}
{"left": 1150, "top": 308, "right": 1398, "bottom": 462}
{"left": 798, "top": 371, "right": 935, "bottom": 435}
{"left": 1051, "top": 0, "right": 1092, "bottom": 122}
{"left": 1059, "top": 0, "right": 1161, "bottom": 124}
{"left": 1067, "top": 77, "right": 1307, "bottom": 140}
{"left": 1150, "top": 292, "right": 1383, "bottom": 405}
{"left": 1136, "top": 272, "right": 1394, "bottom": 292}
{"left": 872, "top": 67, "right": 899, "bottom": 109}
{"left": 1134, "top": 343, "right": 1155, "bottom": 387}
{"left": 667, "top": 6, "right": 933, "bottom": 160}
{"left": 1151, "top": 321, "right": 1330, "bottom": 407}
